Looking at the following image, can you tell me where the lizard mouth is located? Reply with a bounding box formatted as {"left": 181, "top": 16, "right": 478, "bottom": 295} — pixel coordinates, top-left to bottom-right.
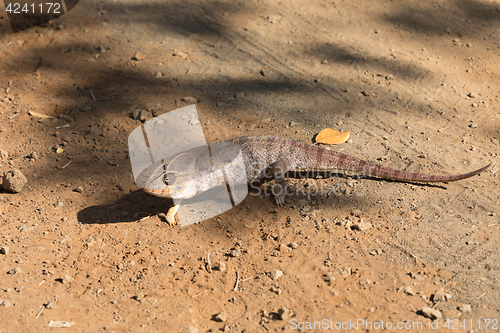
{"left": 144, "top": 187, "right": 173, "bottom": 198}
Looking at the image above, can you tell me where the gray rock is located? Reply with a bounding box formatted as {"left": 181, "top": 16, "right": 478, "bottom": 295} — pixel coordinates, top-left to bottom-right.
{"left": 2, "top": 169, "right": 27, "bottom": 193}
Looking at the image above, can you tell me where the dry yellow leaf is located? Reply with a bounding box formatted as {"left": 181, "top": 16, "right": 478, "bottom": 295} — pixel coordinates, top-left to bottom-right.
{"left": 28, "top": 111, "right": 52, "bottom": 118}
{"left": 56, "top": 148, "right": 64, "bottom": 153}
{"left": 315, "top": 128, "right": 350, "bottom": 144}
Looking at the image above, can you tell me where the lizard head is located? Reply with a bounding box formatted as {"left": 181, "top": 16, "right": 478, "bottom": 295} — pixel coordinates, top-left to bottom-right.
{"left": 144, "top": 152, "right": 198, "bottom": 199}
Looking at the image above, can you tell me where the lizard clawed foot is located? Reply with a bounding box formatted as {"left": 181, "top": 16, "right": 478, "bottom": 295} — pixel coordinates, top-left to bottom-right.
{"left": 165, "top": 204, "right": 180, "bottom": 225}
{"left": 272, "top": 184, "right": 286, "bottom": 206}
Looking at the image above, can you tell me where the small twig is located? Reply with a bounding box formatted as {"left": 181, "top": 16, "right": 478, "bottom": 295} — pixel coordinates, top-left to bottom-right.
{"left": 89, "top": 89, "right": 96, "bottom": 101}
{"left": 36, "top": 304, "right": 46, "bottom": 318}
{"left": 240, "top": 276, "right": 254, "bottom": 283}
{"left": 477, "top": 293, "right": 486, "bottom": 300}
{"left": 61, "top": 161, "right": 72, "bottom": 169}
{"left": 56, "top": 124, "right": 70, "bottom": 129}
{"left": 39, "top": 280, "right": 45, "bottom": 286}
{"left": 9, "top": 112, "right": 19, "bottom": 119}
{"left": 234, "top": 271, "right": 240, "bottom": 291}
{"left": 432, "top": 301, "right": 440, "bottom": 309}
{"left": 192, "top": 290, "right": 207, "bottom": 298}
{"left": 207, "top": 252, "right": 212, "bottom": 274}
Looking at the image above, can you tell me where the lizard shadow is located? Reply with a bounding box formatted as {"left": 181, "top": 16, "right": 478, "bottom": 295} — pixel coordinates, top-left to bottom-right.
{"left": 77, "top": 189, "right": 172, "bottom": 224}
{"left": 77, "top": 172, "right": 446, "bottom": 225}
{"left": 284, "top": 171, "right": 448, "bottom": 189}
{"left": 77, "top": 186, "right": 241, "bottom": 225}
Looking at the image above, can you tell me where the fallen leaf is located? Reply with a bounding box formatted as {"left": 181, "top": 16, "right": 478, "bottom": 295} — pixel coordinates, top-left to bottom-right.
{"left": 28, "top": 111, "right": 52, "bottom": 119}
{"left": 315, "top": 128, "right": 350, "bottom": 144}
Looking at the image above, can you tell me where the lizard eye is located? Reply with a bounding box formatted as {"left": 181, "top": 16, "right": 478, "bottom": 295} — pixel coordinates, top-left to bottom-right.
{"left": 164, "top": 173, "right": 176, "bottom": 186}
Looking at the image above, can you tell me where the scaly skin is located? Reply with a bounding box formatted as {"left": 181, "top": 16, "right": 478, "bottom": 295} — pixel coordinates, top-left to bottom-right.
{"left": 145, "top": 136, "right": 491, "bottom": 224}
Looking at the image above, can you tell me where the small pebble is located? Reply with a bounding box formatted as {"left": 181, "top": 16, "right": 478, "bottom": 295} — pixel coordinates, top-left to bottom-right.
{"left": 289, "top": 242, "right": 298, "bottom": 249}
{"left": 74, "top": 186, "right": 83, "bottom": 193}
{"left": 181, "top": 97, "right": 198, "bottom": 104}
{"left": 46, "top": 301, "right": 55, "bottom": 309}
{"left": 404, "top": 286, "right": 415, "bottom": 296}
{"left": 62, "top": 274, "right": 74, "bottom": 284}
{"left": 187, "top": 327, "right": 198, "bottom": 333}
{"left": 0, "top": 300, "right": 11, "bottom": 307}
{"left": 0, "top": 247, "right": 8, "bottom": 255}
{"left": 53, "top": 201, "right": 64, "bottom": 209}
{"left": 154, "top": 72, "right": 162, "bottom": 78}
{"left": 131, "top": 52, "right": 144, "bottom": 61}
{"left": 230, "top": 248, "right": 241, "bottom": 257}
{"left": 278, "top": 307, "right": 292, "bottom": 320}
{"left": 269, "top": 269, "right": 283, "bottom": 280}
{"left": 459, "top": 304, "right": 472, "bottom": 312}
{"left": 214, "top": 310, "right": 227, "bottom": 322}
{"left": 217, "top": 262, "right": 226, "bottom": 272}
{"left": 421, "top": 306, "right": 442, "bottom": 320}
{"left": 352, "top": 220, "right": 372, "bottom": 231}
{"left": 7, "top": 267, "right": 20, "bottom": 275}
{"left": 0, "top": 149, "right": 8, "bottom": 162}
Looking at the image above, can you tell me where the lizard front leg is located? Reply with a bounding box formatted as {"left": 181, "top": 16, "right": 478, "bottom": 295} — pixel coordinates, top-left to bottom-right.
{"left": 166, "top": 201, "right": 181, "bottom": 225}
{"left": 269, "top": 159, "right": 290, "bottom": 206}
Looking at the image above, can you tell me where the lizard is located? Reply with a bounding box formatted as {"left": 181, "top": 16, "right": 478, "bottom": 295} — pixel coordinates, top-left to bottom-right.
{"left": 144, "top": 135, "right": 491, "bottom": 224}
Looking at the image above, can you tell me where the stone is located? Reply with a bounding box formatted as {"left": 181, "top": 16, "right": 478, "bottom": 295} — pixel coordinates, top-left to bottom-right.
{"left": 421, "top": 306, "right": 442, "bottom": 320}
{"left": 0, "top": 247, "right": 8, "bottom": 255}
{"left": 62, "top": 274, "right": 74, "bottom": 284}
{"left": 229, "top": 248, "right": 241, "bottom": 257}
{"left": 181, "top": 97, "right": 198, "bottom": 104}
{"left": 432, "top": 291, "right": 447, "bottom": 302}
{"left": 2, "top": 169, "right": 27, "bottom": 193}
{"left": 7, "top": 267, "right": 20, "bottom": 275}
{"left": 278, "top": 307, "right": 292, "bottom": 320}
{"left": 352, "top": 220, "right": 372, "bottom": 231}
{"left": 131, "top": 52, "right": 144, "bottom": 61}
{"left": 0, "top": 149, "right": 8, "bottom": 163}
{"left": 217, "top": 262, "right": 226, "bottom": 272}
{"left": 214, "top": 310, "right": 227, "bottom": 322}
{"left": 459, "top": 304, "right": 472, "bottom": 312}
{"left": 270, "top": 269, "right": 283, "bottom": 280}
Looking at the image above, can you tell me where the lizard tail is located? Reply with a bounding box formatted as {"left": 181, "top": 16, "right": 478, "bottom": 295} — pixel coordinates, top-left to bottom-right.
{"left": 331, "top": 153, "right": 491, "bottom": 182}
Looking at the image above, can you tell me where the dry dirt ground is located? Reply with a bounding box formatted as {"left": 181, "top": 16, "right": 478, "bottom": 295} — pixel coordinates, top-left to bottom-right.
{"left": 0, "top": 0, "right": 499, "bottom": 332}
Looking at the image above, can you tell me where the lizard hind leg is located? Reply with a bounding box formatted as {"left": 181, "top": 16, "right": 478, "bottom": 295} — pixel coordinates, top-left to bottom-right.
{"left": 269, "top": 159, "right": 291, "bottom": 206}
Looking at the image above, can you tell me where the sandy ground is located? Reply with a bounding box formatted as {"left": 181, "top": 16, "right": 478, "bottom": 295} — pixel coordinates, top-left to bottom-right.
{"left": 0, "top": 0, "right": 499, "bottom": 332}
